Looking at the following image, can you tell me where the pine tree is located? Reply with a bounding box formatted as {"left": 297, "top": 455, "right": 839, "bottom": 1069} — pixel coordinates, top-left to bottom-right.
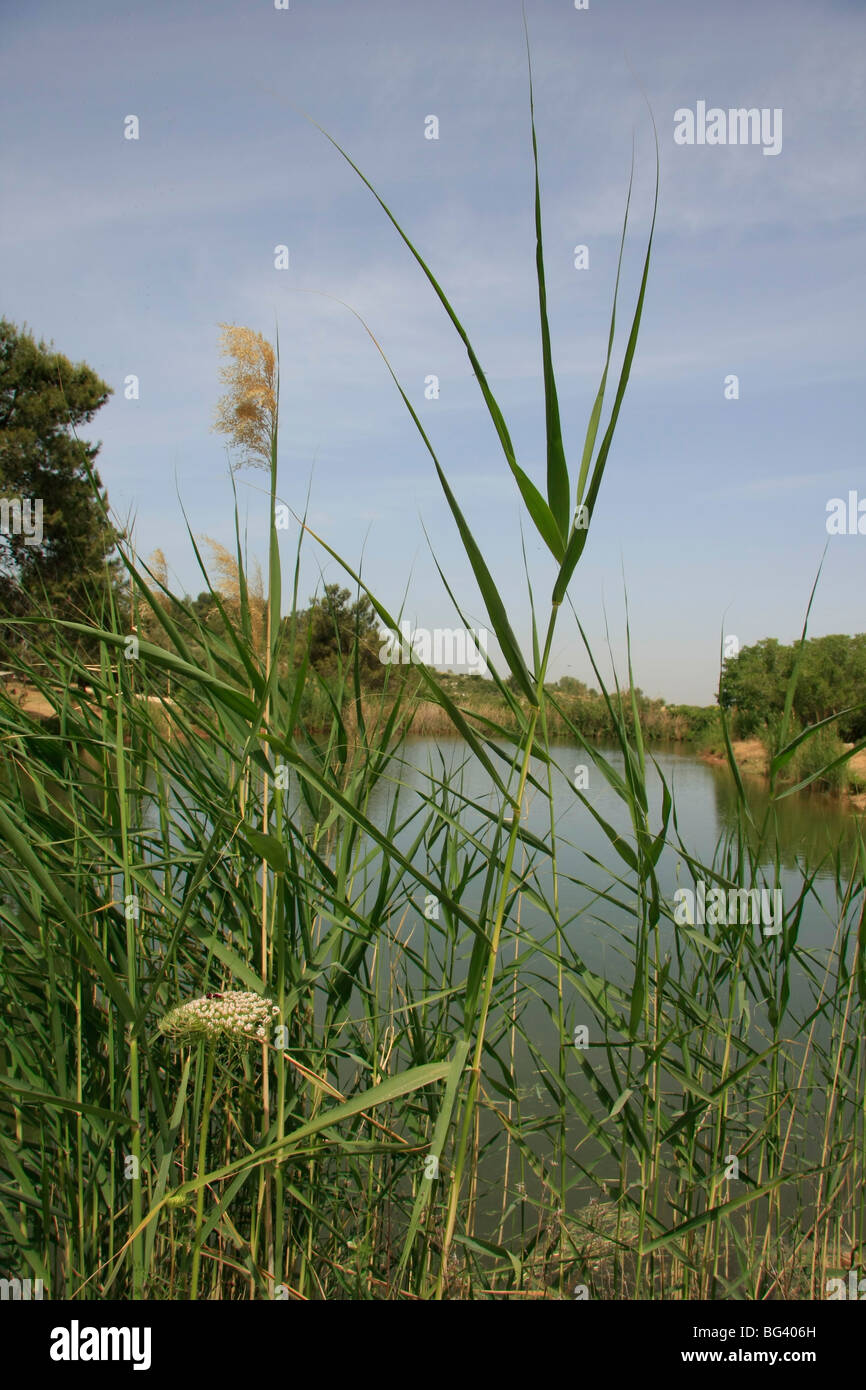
{"left": 0, "top": 318, "right": 121, "bottom": 653}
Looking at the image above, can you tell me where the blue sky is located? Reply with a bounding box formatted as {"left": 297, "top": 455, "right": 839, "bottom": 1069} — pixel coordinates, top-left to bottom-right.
{"left": 2, "top": 0, "right": 864, "bottom": 702}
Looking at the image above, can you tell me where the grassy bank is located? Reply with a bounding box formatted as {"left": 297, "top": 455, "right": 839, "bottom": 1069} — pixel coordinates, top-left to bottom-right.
{"left": 358, "top": 675, "right": 723, "bottom": 745}
{"left": 699, "top": 730, "right": 866, "bottom": 803}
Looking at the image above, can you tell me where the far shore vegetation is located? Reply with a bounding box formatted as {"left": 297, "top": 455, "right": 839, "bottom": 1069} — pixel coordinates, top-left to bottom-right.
{"left": 4, "top": 557, "right": 865, "bottom": 799}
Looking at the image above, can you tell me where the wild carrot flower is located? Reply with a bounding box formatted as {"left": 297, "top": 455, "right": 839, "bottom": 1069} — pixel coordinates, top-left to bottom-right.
{"left": 159, "top": 991, "right": 279, "bottom": 1045}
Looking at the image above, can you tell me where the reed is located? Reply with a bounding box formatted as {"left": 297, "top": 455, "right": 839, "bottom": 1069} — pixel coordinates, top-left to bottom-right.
{"left": 0, "top": 39, "right": 863, "bottom": 1301}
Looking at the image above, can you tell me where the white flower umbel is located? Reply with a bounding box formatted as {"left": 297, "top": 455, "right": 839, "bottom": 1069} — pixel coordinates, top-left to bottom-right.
{"left": 160, "top": 991, "right": 279, "bottom": 1045}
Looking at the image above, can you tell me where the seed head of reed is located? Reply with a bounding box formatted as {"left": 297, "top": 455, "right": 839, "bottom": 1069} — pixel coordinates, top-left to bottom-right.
{"left": 212, "top": 323, "right": 278, "bottom": 471}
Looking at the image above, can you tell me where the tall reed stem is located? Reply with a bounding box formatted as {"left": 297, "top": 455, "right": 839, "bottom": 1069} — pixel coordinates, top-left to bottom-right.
{"left": 190, "top": 1042, "right": 216, "bottom": 1300}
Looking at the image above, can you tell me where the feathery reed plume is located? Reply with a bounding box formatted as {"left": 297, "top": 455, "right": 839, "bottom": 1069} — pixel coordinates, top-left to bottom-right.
{"left": 212, "top": 323, "right": 278, "bottom": 471}
{"left": 201, "top": 535, "right": 267, "bottom": 654}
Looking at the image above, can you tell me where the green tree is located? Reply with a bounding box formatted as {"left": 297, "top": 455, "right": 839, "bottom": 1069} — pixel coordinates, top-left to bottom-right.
{"left": 555, "top": 675, "right": 593, "bottom": 696}
{"left": 719, "top": 634, "right": 866, "bottom": 741}
{"left": 798, "top": 634, "right": 866, "bottom": 739}
{"left": 0, "top": 319, "right": 121, "bottom": 649}
{"left": 299, "top": 584, "right": 383, "bottom": 681}
{"left": 718, "top": 638, "right": 791, "bottom": 736}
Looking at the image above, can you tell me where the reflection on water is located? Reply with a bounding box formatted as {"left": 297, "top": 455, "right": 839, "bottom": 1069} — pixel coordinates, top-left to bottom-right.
{"left": 349, "top": 735, "right": 864, "bottom": 1043}
{"left": 708, "top": 758, "right": 861, "bottom": 872}
{"left": 371, "top": 736, "right": 862, "bottom": 917}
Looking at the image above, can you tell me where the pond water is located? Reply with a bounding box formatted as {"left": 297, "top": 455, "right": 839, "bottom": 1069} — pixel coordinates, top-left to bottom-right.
{"left": 348, "top": 737, "right": 862, "bottom": 1235}
{"left": 361, "top": 736, "right": 861, "bottom": 970}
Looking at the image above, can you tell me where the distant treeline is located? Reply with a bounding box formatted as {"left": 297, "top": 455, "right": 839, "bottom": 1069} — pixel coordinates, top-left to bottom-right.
{"left": 130, "top": 583, "right": 866, "bottom": 759}
{"left": 388, "top": 674, "right": 722, "bottom": 744}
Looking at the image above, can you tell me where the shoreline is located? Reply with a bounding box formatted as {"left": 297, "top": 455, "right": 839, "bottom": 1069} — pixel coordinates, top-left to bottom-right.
{"left": 7, "top": 676, "right": 866, "bottom": 811}
{"left": 699, "top": 738, "right": 866, "bottom": 812}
